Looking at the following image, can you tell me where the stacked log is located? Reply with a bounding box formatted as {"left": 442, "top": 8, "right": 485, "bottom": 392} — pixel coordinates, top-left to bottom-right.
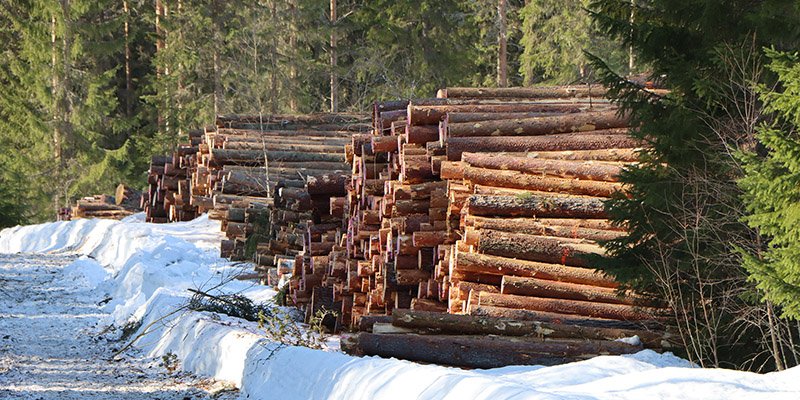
{"left": 333, "top": 85, "right": 676, "bottom": 367}
{"left": 143, "top": 133, "right": 202, "bottom": 223}
{"left": 71, "top": 187, "right": 142, "bottom": 220}
{"left": 342, "top": 309, "right": 674, "bottom": 369}
{"left": 142, "top": 85, "right": 673, "bottom": 368}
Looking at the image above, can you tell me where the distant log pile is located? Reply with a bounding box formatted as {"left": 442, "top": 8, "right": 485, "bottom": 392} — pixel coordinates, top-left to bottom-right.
{"left": 71, "top": 184, "right": 142, "bottom": 220}
{"left": 143, "top": 85, "right": 675, "bottom": 368}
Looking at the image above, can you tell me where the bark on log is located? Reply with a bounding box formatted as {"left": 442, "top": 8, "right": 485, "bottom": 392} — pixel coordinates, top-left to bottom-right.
{"left": 209, "top": 149, "right": 345, "bottom": 165}
{"left": 478, "top": 292, "right": 664, "bottom": 321}
{"left": 465, "top": 194, "right": 607, "bottom": 218}
{"left": 222, "top": 141, "right": 344, "bottom": 153}
{"left": 469, "top": 305, "right": 662, "bottom": 330}
{"left": 464, "top": 216, "right": 624, "bottom": 241}
{"left": 462, "top": 152, "right": 623, "bottom": 181}
{"left": 438, "top": 86, "right": 609, "bottom": 100}
{"left": 454, "top": 250, "right": 617, "bottom": 288}
{"left": 446, "top": 111, "right": 580, "bottom": 123}
{"left": 446, "top": 134, "right": 641, "bottom": 161}
{"left": 477, "top": 230, "right": 603, "bottom": 267}
{"left": 354, "top": 332, "right": 639, "bottom": 369}
{"left": 501, "top": 276, "right": 641, "bottom": 306}
{"left": 448, "top": 112, "right": 627, "bottom": 138}
{"left": 391, "top": 309, "right": 669, "bottom": 348}
{"left": 463, "top": 166, "right": 623, "bottom": 197}
{"left": 406, "top": 125, "right": 439, "bottom": 144}
{"left": 409, "top": 104, "right": 587, "bottom": 126}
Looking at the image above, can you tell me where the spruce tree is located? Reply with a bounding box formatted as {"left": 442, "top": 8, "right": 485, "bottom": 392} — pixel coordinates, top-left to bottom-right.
{"left": 588, "top": 0, "right": 800, "bottom": 369}
{"left": 739, "top": 50, "right": 800, "bottom": 320}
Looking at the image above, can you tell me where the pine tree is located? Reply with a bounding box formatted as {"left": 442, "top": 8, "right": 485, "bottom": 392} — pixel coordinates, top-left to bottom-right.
{"left": 739, "top": 50, "right": 800, "bottom": 320}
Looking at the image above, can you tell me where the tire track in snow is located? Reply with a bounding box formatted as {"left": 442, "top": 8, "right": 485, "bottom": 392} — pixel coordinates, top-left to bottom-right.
{"left": 0, "top": 253, "right": 237, "bottom": 400}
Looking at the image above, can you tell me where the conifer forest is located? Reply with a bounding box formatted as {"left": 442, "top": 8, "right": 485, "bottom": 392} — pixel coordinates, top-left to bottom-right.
{"left": 3, "top": 1, "right": 800, "bottom": 397}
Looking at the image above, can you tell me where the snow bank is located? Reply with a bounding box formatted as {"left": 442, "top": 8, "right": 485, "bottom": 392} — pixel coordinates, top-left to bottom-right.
{"left": 3, "top": 215, "right": 800, "bottom": 400}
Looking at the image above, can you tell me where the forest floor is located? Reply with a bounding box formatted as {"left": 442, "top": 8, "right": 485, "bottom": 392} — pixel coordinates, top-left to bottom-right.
{"left": 0, "top": 253, "right": 237, "bottom": 400}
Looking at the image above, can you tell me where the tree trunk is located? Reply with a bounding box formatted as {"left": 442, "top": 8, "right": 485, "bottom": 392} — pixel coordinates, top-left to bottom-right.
{"left": 465, "top": 194, "right": 607, "bottom": 218}
{"left": 477, "top": 229, "right": 604, "bottom": 267}
{"left": 462, "top": 152, "right": 623, "bottom": 181}
{"left": 352, "top": 332, "right": 640, "bottom": 369}
{"left": 463, "top": 166, "right": 624, "bottom": 197}
{"left": 464, "top": 216, "right": 624, "bottom": 241}
{"left": 501, "top": 276, "right": 644, "bottom": 306}
{"left": 408, "top": 103, "right": 587, "bottom": 126}
{"left": 447, "top": 133, "right": 640, "bottom": 161}
{"left": 447, "top": 111, "right": 628, "bottom": 138}
{"left": 497, "top": 0, "right": 507, "bottom": 87}
{"left": 329, "top": 0, "right": 338, "bottom": 112}
{"left": 439, "top": 86, "right": 609, "bottom": 99}
{"left": 468, "top": 305, "right": 662, "bottom": 330}
{"left": 477, "top": 292, "right": 664, "bottom": 321}
{"left": 453, "top": 250, "right": 617, "bottom": 288}
{"left": 391, "top": 309, "right": 669, "bottom": 348}
{"left": 123, "top": 0, "right": 132, "bottom": 118}
{"left": 209, "top": 149, "right": 346, "bottom": 165}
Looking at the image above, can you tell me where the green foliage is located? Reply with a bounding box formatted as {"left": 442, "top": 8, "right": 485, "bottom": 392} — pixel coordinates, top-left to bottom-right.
{"left": 520, "top": 0, "right": 627, "bottom": 84}
{"left": 739, "top": 50, "right": 800, "bottom": 320}
{"left": 589, "top": 0, "right": 800, "bottom": 370}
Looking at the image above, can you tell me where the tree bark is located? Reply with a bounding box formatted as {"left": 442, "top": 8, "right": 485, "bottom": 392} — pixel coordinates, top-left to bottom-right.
{"left": 438, "top": 86, "right": 609, "bottom": 99}
{"left": 447, "top": 111, "right": 627, "bottom": 138}
{"left": 463, "top": 166, "right": 624, "bottom": 197}
{"left": 465, "top": 194, "right": 607, "bottom": 218}
{"left": 391, "top": 309, "right": 669, "bottom": 348}
{"left": 468, "top": 305, "right": 662, "bottom": 330}
{"left": 209, "top": 148, "right": 345, "bottom": 165}
{"left": 409, "top": 103, "right": 587, "bottom": 126}
{"left": 353, "top": 332, "right": 640, "bottom": 369}
{"left": 454, "top": 250, "right": 617, "bottom": 288}
{"left": 464, "top": 216, "right": 624, "bottom": 241}
{"left": 478, "top": 292, "right": 664, "bottom": 321}
{"left": 497, "top": 0, "right": 507, "bottom": 87}
{"left": 446, "top": 134, "right": 641, "bottom": 161}
{"left": 501, "top": 276, "right": 644, "bottom": 306}
{"left": 462, "top": 152, "right": 623, "bottom": 181}
{"left": 477, "top": 230, "right": 604, "bottom": 267}
{"left": 329, "top": 0, "right": 338, "bottom": 112}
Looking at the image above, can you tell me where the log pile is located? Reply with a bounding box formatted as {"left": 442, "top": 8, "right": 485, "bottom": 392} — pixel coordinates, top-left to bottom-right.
{"left": 71, "top": 184, "right": 143, "bottom": 220}
{"left": 341, "top": 309, "right": 675, "bottom": 368}
{"left": 330, "top": 85, "right": 674, "bottom": 366}
{"left": 142, "top": 85, "right": 674, "bottom": 368}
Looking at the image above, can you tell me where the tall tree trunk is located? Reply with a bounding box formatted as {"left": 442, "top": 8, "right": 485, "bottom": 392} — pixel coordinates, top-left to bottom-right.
{"left": 289, "top": 0, "right": 298, "bottom": 112}
{"left": 123, "top": 0, "right": 132, "bottom": 118}
{"left": 497, "top": 0, "right": 508, "bottom": 87}
{"left": 155, "top": 0, "right": 164, "bottom": 134}
{"left": 51, "top": 14, "right": 61, "bottom": 165}
{"left": 628, "top": 0, "right": 635, "bottom": 75}
{"left": 212, "top": 0, "right": 221, "bottom": 119}
{"left": 329, "top": 0, "right": 337, "bottom": 112}
{"left": 269, "top": 1, "right": 278, "bottom": 114}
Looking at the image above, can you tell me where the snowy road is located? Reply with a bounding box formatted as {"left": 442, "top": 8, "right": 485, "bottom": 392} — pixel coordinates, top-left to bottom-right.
{"left": 0, "top": 253, "right": 236, "bottom": 400}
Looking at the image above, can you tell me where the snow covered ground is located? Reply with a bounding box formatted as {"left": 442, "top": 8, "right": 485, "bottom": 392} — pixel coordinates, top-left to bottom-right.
{"left": 2, "top": 214, "right": 800, "bottom": 399}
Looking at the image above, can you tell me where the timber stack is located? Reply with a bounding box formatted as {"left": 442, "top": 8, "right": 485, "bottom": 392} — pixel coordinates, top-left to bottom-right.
{"left": 141, "top": 85, "right": 675, "bottom": 368}
{"left": 143, "top": 131, "right": 203, "bottom": 223}
{"left": 71, "top": 184, "right": 143, "bottom": 220}
{"left": 329, "top": 85, "right": 676, "bottom": 367}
